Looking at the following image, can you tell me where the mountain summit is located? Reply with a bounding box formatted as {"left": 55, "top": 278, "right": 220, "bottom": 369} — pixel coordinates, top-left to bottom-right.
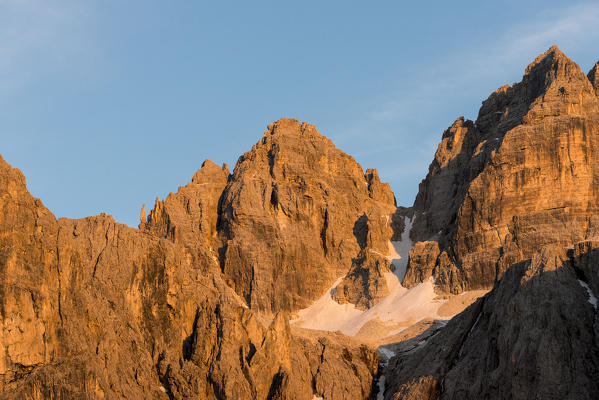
{"left": 381, "top": 46, "right": 599, "bottom": 400}
{"left": 1, "top": 46, "right": 599, "bottom": 399}
{"left": 406, "top": 45, "right": 599, "bottom": 296}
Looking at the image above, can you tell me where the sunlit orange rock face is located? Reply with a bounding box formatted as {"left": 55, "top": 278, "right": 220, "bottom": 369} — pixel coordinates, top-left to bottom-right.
{"left": 0, "top": 151, "right": 381, "bottom": 399}
{"left": 405, "top": 46, "right": 599, "bottom": 294}
{"left": 215, "top": 118, "right": 398, "bottom": 313}
{"left": 384, "top": 46, "right": 599, "bottom": 400}
{"left": 2, "top": 44, "right": 599, "bottom": 400}
{"left": 140, "top": 118, "right": 399, "bottom": 314}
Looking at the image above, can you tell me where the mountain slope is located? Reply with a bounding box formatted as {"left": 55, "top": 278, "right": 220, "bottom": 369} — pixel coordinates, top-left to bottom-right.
{"left": 383, "top": 242, "right": 599, "bottom": 400}
{"left": 217, "top": 118, "right": 398, "bottom": 313}
{"left": 405, "top": 46, "right": 599, "bottom": 294}
{"left": 382, "top": 45, "right": 599, "bottom": 400}
{"left": 0, "top": 154, "right": 379, "bottom": 399}
{"left": 142, "top": 118, "right": 400, "bottom": 314}
{"left": 2, "top": 45, "right": 599, "bottom": 400}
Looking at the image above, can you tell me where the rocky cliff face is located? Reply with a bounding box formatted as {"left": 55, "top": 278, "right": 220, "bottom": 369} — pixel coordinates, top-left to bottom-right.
{"left": 383, "top": 46, "right": 599, "bottom": 400}
{"left": 140, "top": 159, "right": 229, "bottom": 272}
{"left": 383, "top": 242, "right": 599, "bottom": 400}
{"left": 0, "top": 154, "right": 380, "bottom": 399}
{"left": 139, "top": 118, "right": 399, "bottom": 315}
{"left": 405, "top": 46, "right": 599, "bottom": 294}
{"left": 216, "top": 118, "right": 398, "bottom": 313}
{"left": 3, "top": 45, "right": 599, "bottom": 400}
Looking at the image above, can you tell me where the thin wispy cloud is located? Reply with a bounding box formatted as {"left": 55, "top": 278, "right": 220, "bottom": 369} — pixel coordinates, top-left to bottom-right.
{"left": 371, "top": 2, "right": 599, "bottom": 126}
{"left": 498, "top": 2, "right": 599, "bottom": 64}
{"left": 333, "top": 1, "right": 599, "bottom": 205}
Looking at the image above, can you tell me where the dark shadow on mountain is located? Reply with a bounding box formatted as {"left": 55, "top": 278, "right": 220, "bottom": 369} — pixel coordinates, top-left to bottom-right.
{"left": 381, "top": 242, "right": 599, "bottom": 400}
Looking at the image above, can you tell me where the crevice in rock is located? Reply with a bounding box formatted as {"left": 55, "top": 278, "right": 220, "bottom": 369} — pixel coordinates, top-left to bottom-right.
{"left": 239, "top": 346, "right": 258, "bottom": 399}
{"left": 320, "top": 209, "right": 329, "bottom": 255}
{"left": 8, "top": 363, "right": 40, "bottom": 383}
{"left": 353, "top": 213, "right": 368, "bottom": 250}
{"left": 270, "top": 185, "right": 278, "bottom": 209}
{"left": 155, "top": 352, "right": 175, "bottom": 400}
{"left": 182, "top": 308, "right": 200, "bottom": 361}
{"left": 92, "top": 226, "right": 111, "bottom": 280}
{"left": 55, "top": 240, "right": 63, "bottom": 323}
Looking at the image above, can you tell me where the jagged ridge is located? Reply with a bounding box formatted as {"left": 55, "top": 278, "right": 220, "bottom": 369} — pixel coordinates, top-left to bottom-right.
{"left": 405, "top": 46, "right": 599, "bottom": 294}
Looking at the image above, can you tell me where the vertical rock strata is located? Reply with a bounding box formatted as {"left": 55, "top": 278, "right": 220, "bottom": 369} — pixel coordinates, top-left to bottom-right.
{"left": 384, "top": 46, "right": 599, "bottom": 400}
{"left": 405, "top": 46, "right": 599, "bottom": 294}
{"left": 0, "top": 154, "right": 380, "bottom": 399}
{"left": 2, "top": 45, "right": 599, "bottom": 399}
{"left": 140, "top": 159, "right": 230, "bottom": 268}
{"left": 216, "top": 118, "right": 397, "bottom": 313}
{"left": 141, "top": 118, "right": 398, "bottom": 314}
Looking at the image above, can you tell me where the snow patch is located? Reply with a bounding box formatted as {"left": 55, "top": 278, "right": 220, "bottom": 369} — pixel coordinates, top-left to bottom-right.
{"left": 292, "top": 277, "right": 445, "bottom": 336}
{"left": 291, "top": 278, "right": 363, "bottom": 333}
{"left": 578, "top": 280, "right": 598, "bottom": 310}
{"left": 377, "top": 346, "right": 396, "bottom": 361}
{"left": 376, "top": 346, "right": 394, "bottom": 400}
{"left": 376, "top": 375, "right": 386, "bottom": 400}
{"left": 292, "top": 215, "right": 449, "bottom": 337}
{"left": 388, "top": 216, "right": 413, "bottom": 282}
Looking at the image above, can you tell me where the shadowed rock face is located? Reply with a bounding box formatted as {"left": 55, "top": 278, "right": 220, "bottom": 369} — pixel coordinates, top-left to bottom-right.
{"left": 383, "top": 243, "right": 599, "bottom": 400}
{"left": 405, "top": 46, "right": 599, "bottom": 294}
{"left": 589, "top": 61, "right": 599, "bottom": 96}
{"left": 0, "top": 154, "right": 380, "bottom": 399}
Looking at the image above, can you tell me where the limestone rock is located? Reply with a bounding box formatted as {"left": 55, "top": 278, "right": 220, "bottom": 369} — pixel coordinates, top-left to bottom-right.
{"left": 402, "top": 242, "right": 440, "bottom": 288}
{"left": 406, "top": 45, "right": 599, "bottom": 294}
{"left": 4, "top": 45, "right": 599, "bottom": 400}
{"left": 391, "top": 376, "right": 439, "bottom": 400}
{"left": 141, "top": 159, "right": 230, "bottom": 267}
{"left": 384, "top": 244, "right": 599, "bottom": 399}
{"left": 0, "top": 155, "right": 380, "bottom": 399}
{"left": 332, "top": 206, "right": 398, "bottom": 309}
{"left": 218, "top": 118, "right": 397, "bottom": 313}
{"left": 410, "top": 117, "right": 479, "bottom": 247}
{"left": 141, "top": 119, "right": 398, "bottom": 314}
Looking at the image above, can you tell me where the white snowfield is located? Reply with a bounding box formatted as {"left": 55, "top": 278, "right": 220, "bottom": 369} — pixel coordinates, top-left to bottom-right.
{"left": 376, "top": 375, "right": 386, "bottom": 400}
{"left": 578, "top": 279, "right": 598, "bottom": 310}
{"left": 292, "top": 216, "right": 450, "bottom": 337}
{"left": 388, "top": 216, "right": 413, "bottom": 281}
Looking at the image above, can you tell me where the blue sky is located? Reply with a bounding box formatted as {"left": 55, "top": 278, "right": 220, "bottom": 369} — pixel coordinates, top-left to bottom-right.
{"left": 2, "top": 1, "right": 599, "bottom": 227}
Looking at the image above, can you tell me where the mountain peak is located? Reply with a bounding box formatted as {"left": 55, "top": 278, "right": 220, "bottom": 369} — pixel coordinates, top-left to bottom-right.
{"left": 264, "top": 118, "right": 320, "bottom": 139}
{"left": 521, "top": 45, "right": 588, "bottom": 99}
{"left": 524, "top": 45, "right": 570, "bottom": 73}
{"left": 192, "top": 158, "right": 229, "bottom": 184}
{"left": 0, "top": 153, "right": 27, "bottom": 194}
